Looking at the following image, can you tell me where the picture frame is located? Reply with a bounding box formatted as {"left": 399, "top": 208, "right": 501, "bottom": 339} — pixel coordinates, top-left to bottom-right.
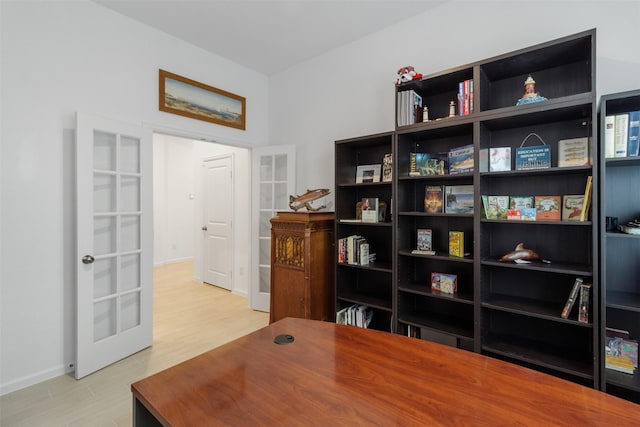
{"left": 159, "top": 69, "right": 246, "bottom": 130}
{"left": 355, "top": 164, "right": 381, "bottom": 183}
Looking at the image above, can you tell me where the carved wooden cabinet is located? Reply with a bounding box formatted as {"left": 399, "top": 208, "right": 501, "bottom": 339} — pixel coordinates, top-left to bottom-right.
{"left": 269, "top": 211, "right": 335, "bottom": 323}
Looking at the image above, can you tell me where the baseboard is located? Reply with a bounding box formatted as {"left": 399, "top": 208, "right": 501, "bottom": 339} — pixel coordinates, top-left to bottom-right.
{"left": 0, "top": 362, "right": 73, "bottom": 396}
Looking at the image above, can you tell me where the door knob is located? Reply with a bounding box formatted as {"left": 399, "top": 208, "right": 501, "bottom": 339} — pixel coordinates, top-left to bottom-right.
{"left": 82, "top": 255, "right": 95, "bottom": 264}
{"left": 202, "top": 226, "right": 208, "bottom": 231}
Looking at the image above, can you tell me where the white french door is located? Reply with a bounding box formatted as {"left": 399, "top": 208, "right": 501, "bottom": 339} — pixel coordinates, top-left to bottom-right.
{"left": 250, "top": 145, "right": 295, "bottom": 312}
{"left": 75, "top": 112, "right": 153, "bottom": 379}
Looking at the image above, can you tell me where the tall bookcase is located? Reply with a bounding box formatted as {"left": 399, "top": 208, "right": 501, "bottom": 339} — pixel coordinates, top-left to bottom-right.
{"left": 334, "top": 29, "right": 600, "bottom": 389}
{"left": 334, "top": 132, "right": 395, "bottom": 332}
{"left": 599, "top": 89, "right": 640, "bottom": 403}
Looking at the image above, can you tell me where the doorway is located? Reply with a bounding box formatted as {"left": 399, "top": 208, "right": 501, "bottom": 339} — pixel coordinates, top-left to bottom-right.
{"left": 152, "top": 133, "right": 251, "bottom": 297}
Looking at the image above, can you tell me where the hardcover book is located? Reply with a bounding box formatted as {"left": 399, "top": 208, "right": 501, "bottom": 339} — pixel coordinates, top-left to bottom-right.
{"left": 557, "top": 137, "right": 590, "bottom": 167}
{"left": 479, "top": 148, "right": 489, "bottom": 173}
{"left": 489, "top": 147, "right": 511, "bottom": 172}
{"left": 486, "top": 195, "right": 509, "bottom": 220}
{"left": 561, "top": 277, "right": 583, "bottom": 319}
{"left": 410, "top": 152, "right": 447, "bottom": 176}
{"left": 448, "top": 231, "right": 464, "bottom": 257}
{"left": 509, "top": 196, "right": 534, "bottom": 210}
{"left": 430, "top": 272, "right": 458, "bottom": 294}
{"left": 628, "top": 110, "right": 640, "bottom": 157}
{"left": 506, "top": 209, "right": 521, "bottom": 220}
{"left": 416, "top": 229, "right": 433, "bottom": 252}
{"left": 604, "top": 115, "right": 615, "bottom": 158}
{"left": 562, "top": 194, "right": 584, "bottom": 221}
{"left": 448, "top": 144, "right": 474, "bottom": 174}
{"left": 577, "top": 282, "right": 591, "bottom": 323}
{"left": 382, "top": 153, "right": 393, "bottom": 182}
{"left": 445, "top": 185, "right": 474, "bottom": 214}
{"left": 614, "top": 113, "right": 629, "bottom": 157}
{"left": 521, "top": 208, "right": 536, "bottom": 221}
{"left": 580, "top": 175, "right": 593, "bottom": 221}
{"left": 534, "top": 195, "right": 561, "bottom": 221}
{"left": 424, "top": 185, "right": 444, "bottom": 213}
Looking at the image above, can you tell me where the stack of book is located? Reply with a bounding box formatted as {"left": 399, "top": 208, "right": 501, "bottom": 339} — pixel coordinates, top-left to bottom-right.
{"left": 605, "top": 327, "right": 638, "bottom": 375}
{"left": 456, "top": 79, "right": 474, "bottom": 116}
{"left": 336, "top": 304, "right": 373, "bottom": 328}
{"left": 604, "top": 111, "right": 640, "bottom": 158}
{"left": 397, "top": 90, "right": 423, "bottom": 126}
{"left": 337, "top": 235, "right": 371, "bottom": 266}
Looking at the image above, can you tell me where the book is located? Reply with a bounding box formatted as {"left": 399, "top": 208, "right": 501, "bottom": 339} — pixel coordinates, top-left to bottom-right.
{"left": 577, "top": 282, "right": 591, "bottom": 323}
{"left": 487, "top": 195, "right": 509, "bottom": 220}
{"left": 557, "top": 137, "right": 590, "bottom": 167}
{"left": 479, "top": 148, "right": 489, "bottom": 173}
{"left": 580, "top": 175, "right": 592, "bottom": 221}
{"left": 509, "top": 195, "right": 534, "bottom": 210}
{"left": 409, "top": 152, "right": 447, "bottom": 176}
{"left": 431, "top": 272, "right": 458, "bottom": 294}
{"left": 448, "top": 231, "right": 464, "bottom": 257}
{"left": 424, "top": 185, "right": 444, "bottom": 213}
{"left": 621, "top": 339, "right": 638, "bottom": 369}
{"left": 416, "top": 228, "right": 433, "bottom": 252}
{"left": 561, "top": 277, "right": 583, "bottom": 319}
{"left": 359, "top": 240, "right": 369, "bottom": 266}
{"left": 489, "top": 147, "right": 511, "bottom": 172}
{"left": 604, "top": 115, "right": 615, "bottom": 158}
{"left": 534, "top": 195, "right": 561, "bottom": 221}
{"left": 445, "top": 185, "right": 474, "bottom": 214}
{"left": 506, "top": 209, "right": 521, "bottom": 220}
{"left": 562, "top": 194, "right": 584, "bottom": 221}
{"left": 481, "top": 195, "right": 489, "bottom": 218}
{"left": 521, "top": 208, "right": 536, "bottom": 221}
{"left": 627, "top": 110, "right": 640, "bottom": 157}
{"left": 448, "top": 144, "right": 474, "bottom": 174}
{"left": 614, "top": 113, "right": 629, "bottom": 157}
{"left": 361, "top": 198, "right": 379, "bottom": 223}
{"left": 382, "top": 153, "right": 393, "bottom": 182}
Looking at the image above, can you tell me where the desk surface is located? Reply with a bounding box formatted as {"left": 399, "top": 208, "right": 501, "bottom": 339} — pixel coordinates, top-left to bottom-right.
{"left": 132, "top": 318, "right": 640, "bottom": 426}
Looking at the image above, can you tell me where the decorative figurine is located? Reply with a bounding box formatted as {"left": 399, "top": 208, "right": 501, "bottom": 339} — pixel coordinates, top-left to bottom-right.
{"left": 499, "top": 242, "right": 540, "bottom": 262}
{"left": 449, "top": 101, "right": 456, "bottom": 117}
{"left": 516, "top": 75, "right": 548, "bottom": 106}
{"left": 422, "top": 106, "right": 429, "bottom": 122}
{"left": 289, "top": 188, "right": 330, "bottom": 212}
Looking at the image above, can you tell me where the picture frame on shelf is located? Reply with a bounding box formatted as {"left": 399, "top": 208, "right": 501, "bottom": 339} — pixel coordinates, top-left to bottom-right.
{"left": 355, "top": 164, "right": 381, "bottom": 183}
{"left": 159, "top": 69, "right": 246, "bottom": 130}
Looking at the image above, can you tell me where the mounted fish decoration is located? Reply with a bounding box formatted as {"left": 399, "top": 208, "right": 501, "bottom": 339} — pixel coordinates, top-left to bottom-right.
{"left": 499, "top": 243, "right": 540, "bottom": 262}
{"left": 289, "top": 188, "right": 330, "bottom": 212}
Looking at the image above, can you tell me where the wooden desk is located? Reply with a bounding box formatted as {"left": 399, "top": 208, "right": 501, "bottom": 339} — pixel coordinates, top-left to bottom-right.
{"left": 132, "top": 318, "right": 640, "bottom": 426}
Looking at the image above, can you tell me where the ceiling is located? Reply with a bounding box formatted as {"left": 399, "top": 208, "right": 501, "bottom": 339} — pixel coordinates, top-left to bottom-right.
{"left": 94, "top": 0, "right": 446, "bottom": 75}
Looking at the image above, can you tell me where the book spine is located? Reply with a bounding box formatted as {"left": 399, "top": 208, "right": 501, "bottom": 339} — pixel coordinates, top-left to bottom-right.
{"left": 458, "top": 82, "right": 464, "bottom": 116}
{"left": 464, "top": 79, "right": 470, "bottom": 116}
{"left": 578, "top": 283, "right": 591, "bottom": 323}
{"left": 561, "top": 277, "right": 583, "bottom": 318}
{"left": 604, "top": 115, "right": 615, "bottom": 158}
{"left": 579, "top": 176, "right": 592, "bottom": 222}
{"left": 469, "top": 79, "right": 474, "bottom": 113}
{"left": 627, "top": 110, "right": 640, "bottom": 157}
{"left": 614, "top": 113, "right": 629, "bottom": 157}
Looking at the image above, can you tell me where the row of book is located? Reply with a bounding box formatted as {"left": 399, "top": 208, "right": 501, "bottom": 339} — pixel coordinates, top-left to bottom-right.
{"left": 480, "top": 136, "right": 591, "bottom": 172}
{"left": 336, "top": 304, "right": 373, "bottom": 328}
{"left": 560, "top": 277, "right": 591, "bottom": 323}
{"left": 337, "top": 235, "right": 375, "bottom": 265}
{"left": 410, "top": 145, "right": 474, "bottom": 176}
{"left": 604, "top": 111, "right": 640, "bottom": 158}
{"left": 397, "top": 90, "right": 423, "bottom": 127}
{"left": 605, "top": 327, "right": 638, "bottom": 375}
{"left": 411, "top": 229, "right": 467, "bottom": 258}
{"left": 457, "top": 79, "right": 474, "bottom": 116}
{"left": 425, "top": 185, "right": 473, "bottom": 214}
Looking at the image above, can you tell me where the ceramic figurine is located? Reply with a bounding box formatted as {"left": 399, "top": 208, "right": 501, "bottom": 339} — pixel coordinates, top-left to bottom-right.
{"left": 516, "top": 75, "right": 548, "bottom": 106}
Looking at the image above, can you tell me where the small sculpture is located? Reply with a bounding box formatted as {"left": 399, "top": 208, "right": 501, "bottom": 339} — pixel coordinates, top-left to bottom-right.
{"left": 289, "top": 188, "right": 330, "bottom": 212}
{"left": 516, "top": 75, "right": 548, "bottom": 106}
{"left": 395, "top": 66, "right": 423, "bottom": 84}
{"left": 499, "top": 243, "right": 540, "bottom": 262}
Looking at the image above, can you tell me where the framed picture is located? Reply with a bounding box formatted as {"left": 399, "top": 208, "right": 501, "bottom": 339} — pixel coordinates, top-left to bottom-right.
{"left": 355, "top": 164, "right": 381, "bottom": 183}
{"left": 159, "top": 69, "right": 246, "bottom": 130}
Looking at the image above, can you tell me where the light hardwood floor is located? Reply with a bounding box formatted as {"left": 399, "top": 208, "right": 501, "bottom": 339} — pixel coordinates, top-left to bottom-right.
{"left": 0, "top": 261, "right": 269, "bottom": 427}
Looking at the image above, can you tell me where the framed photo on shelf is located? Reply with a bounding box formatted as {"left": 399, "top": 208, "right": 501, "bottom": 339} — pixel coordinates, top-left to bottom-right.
{"left": 355, "top": 164, "right": 381, "bottom": 183}
{"left": 159, "top": 69, "right": 246, "bottom": 130}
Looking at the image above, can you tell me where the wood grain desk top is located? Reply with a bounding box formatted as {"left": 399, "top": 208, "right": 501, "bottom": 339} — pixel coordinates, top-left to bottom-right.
{"left": 131, "top": 318, "right": 640, "bottom": 426}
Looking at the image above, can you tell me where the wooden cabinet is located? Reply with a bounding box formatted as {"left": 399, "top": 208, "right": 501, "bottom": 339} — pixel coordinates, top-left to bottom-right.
{"left": 599, "top": 89, "right": 640, "bottom": 403}
{"left": 269, "top": 211, "right": 335, "bottom": 323}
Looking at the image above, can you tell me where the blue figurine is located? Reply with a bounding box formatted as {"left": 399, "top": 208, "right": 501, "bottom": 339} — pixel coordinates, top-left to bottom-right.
{"left": 516, "top": 75, "right": 547, "bottom": 105}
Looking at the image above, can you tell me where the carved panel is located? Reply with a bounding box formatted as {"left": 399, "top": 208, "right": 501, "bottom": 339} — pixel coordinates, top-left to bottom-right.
{"left": 274, "top": 234, "right": 305, "bottom": 269}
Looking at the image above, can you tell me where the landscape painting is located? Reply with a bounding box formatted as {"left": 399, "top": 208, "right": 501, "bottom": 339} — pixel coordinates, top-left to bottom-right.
{"left": 159, "top": 69, "right": 246, "bottom": 130}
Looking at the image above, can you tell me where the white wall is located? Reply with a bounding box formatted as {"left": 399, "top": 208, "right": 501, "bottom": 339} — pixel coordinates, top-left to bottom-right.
{"left": 0, "top": 0, "right": 268, "bottom": 394}
{"left": 269, "top": 0, "right": 640, "bottom": 195}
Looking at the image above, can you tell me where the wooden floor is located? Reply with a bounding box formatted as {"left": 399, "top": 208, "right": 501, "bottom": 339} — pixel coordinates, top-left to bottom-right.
{"left": 0, "top": 261, "right": 269, "bottom": 427}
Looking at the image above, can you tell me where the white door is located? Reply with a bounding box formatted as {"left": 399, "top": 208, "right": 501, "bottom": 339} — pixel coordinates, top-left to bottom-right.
{"left": 250, "top": 145, "right": 295, "bottom": 312}
{"left": 75, "top": 112, "right": 153, "bottom": 379}
{"left": 202, "top": 155, "right": 233, "bottom": 290}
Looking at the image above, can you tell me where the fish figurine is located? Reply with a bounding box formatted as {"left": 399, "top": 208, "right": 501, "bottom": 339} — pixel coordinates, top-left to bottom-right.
{"left": 499, "top": 243, "right": 540, "bottom": 262}
{"left": 289, "top": 188, "right": 330, "bottom": 212}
